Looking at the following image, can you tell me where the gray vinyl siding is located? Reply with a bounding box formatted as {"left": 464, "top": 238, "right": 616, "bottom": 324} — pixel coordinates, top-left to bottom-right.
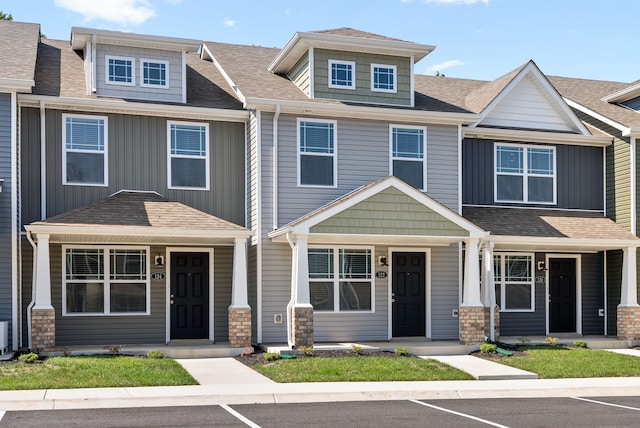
{"left": 430, "top": 245, "right": 460, "bottom": 339}
{"left": 213, "top": 246, "right": 233, "bottom": 342}
{"left": 313, "top": 49, "right": 411, "bottom": 106}
{"left": 260, "top": 240, "right": 291, "bottom": 343}
{"left": 606, "top": 250, "right": 622, "bottom": 336}
{"left": 0, "top": 93, "right": 13, "bottom": 346}
{"left": 288, "top": 52, "right": 310, "bottom": 98}
{"left": 581, "top": 252, "right": 604, "bottom": 335}
{"left": 96, "top": 44, "right": 183, "bottom": 103}
{"left": 247, "top": 111, "right": 259, "bottom": 340}
{"left": 20, "top": 108, "right": 245, "bottom": 227}
{"left": 275, "top": 114, "right": 460, "bottom": 226}
{"left": 20, "top": 238, "right": 33, "bottom": 347}
{"left": 462, "top": 138, "right": 604, "bottom": 210}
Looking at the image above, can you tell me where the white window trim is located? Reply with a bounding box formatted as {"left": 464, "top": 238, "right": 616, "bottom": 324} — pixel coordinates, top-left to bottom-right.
{"left": 105, "top": 55, "right": 135, "bottom": 86}
{"left": 62, "top": 113, "right": 109, "bottom": 187}
{"left": 494, "top": 252, "right": 535, "bottom": 313}
{"left": 494, "top": 142, "right": 557, "bottom": 204}
{"left": 328, "top": 59, "right": 356, "bottom": 90}
{"left": 371, "top": 63, "right": 397, "bottom": 93}
{"left": 297, "top": 117, "right": 338, "bottom": 188}
{"left": 62, "top": 245, "right": 151, "bottom": 316}
{"left": 309, "top": 245, "right": 375, "bottom": 314}
{"left": 167, "top": 120, "right": 210, "bottom": 191}
{"left": 140, "top": 58, "right": 170, "bottom": 89}
{"left": 389, "top": 124, "right": 427, "bottom": 191}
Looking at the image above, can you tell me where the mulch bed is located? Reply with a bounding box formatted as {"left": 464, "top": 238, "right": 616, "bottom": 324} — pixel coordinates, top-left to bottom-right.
{"left": 235, "top": 349, "right": 409, "bottom": 367}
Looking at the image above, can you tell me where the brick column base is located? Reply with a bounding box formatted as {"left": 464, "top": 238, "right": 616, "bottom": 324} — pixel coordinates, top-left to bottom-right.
{"left": 292, "top": 306, "right": 314, "bottom": 348}
{"left": 459, "top": 306, "right": 486, "bottom": 345}
{"left": 31, "top": 308, "right": 55, "bottom": 351}
{"left": 617, "top": 306, "right": 640, "bottom": 340}
{"left": 228, "top": 307, "right": 252, "bottom": 348}
{"left": 483, "top": 306, "right": 500, "bottom": 341}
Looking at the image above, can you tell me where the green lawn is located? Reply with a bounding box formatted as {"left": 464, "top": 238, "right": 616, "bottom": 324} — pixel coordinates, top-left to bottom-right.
{"left": 0, "top": 355, "right": 197, "bottom": 390}
{"left": 481, "top": 345, "right": 640, "bottom": 378}
{"left": 253, "top": 355, "right": 474, "bottom": 382}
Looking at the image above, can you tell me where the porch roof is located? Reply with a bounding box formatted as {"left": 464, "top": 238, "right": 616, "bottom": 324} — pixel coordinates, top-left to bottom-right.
{"left": 25, "top": 190, "right": 251, "bottom": 245}
{"left": 463, "top": 206, "right": 640, "bottom": 251}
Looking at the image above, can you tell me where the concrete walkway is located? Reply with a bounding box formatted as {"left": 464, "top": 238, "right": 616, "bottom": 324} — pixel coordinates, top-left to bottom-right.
{"left": 428, "top": 355, "right": 538, "bottom": 380}
{"left": 2, "top": 350, "right": 640, "bottom": 411}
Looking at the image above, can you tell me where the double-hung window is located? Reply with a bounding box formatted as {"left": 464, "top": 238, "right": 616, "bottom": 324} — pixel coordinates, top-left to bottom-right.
{"left": 328, "top": 60, "right": 355, "bottom": 89}
{"left": 63, "top": 246, "right": 150, "bottom": 316}
{"left": 390, "top": 125, "right": 426, "bottom": 190}
{"left": 63, "top": 114, "right": 108, "bottom": 186}
{"left": 371, "top": 64, "right": 397, "bottom": 93}
{"left": 298, "top": 119, "right": 337, "bottom": 187}
{"left": 105, "top": 55, "right": 134, "bottom": 85}
{"left": 495, "top": 143, "right": 556, "bottom": 204}
{"left": 141, "top": 58, "right": 169, "bottom": 88}
{"left": 494, "top": 253, "right": 534, "bottom": 312}
{"left": 308, "top": 247, "right": 373, "bottom": 312}
{"left": 168, "top": 121, "right": 210, "bottom": 190}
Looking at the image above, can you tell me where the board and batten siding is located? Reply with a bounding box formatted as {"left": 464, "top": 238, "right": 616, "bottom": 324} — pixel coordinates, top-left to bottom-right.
{"left": 95, "top": 44, "right": 183, "bottom": 103}
{"left": 430, "top": 245, "right": 461, "bottom": 339}
{"left": 482, "top": 75, "right": 575, "bottom": 132}
{"left": 581, "top": 252, "right": 604, "bottom": 335}
{"left": 275, "top": 114, "right": 460, "bottom": 226}
{"left": 462, "top": 138, "right": 604, "bottom": 210}
{"left": 312, "top": 49, "right": 411, "bottom": 106}
{"left": 287, "top": 52, "right": 310, "bottom": 98}
{"left": 20, "top": 108, "right": 245, "bottom": 227}
{"left": 0, "top": 93, "right": 13, "bottom": 345}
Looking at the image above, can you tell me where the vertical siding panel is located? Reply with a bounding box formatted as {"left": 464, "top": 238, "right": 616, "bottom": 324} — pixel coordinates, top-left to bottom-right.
{"left": 581, "top": 252, "right": 604, "bottom": 335}
{"left": 430, "top": 245, "right": 460, "bottom": 339}
{"left": 0, "top": 94, "right": 13, "bottom": 345}
{"left": 214, "top": 247, "right": 232, "bottom": 342}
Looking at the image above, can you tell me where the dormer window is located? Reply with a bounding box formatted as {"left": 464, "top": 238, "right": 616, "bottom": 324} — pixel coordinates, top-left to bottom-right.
{"left": 328, "top": 60, "right": 355, "bottom": 90}
{"left": 141, "top": 59, "right": 169, "bottom": 88}
{"left": 105, "top": 55, "right": 134, "bottom": 86}
{"left": 372, "top": 64, "right": 396, "bottom": 93}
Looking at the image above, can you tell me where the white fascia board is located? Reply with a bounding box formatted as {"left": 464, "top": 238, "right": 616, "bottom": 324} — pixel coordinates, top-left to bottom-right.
{"left": 564, "top": 98, "right": 630, "bottom": 135}
{"left": 271, "top": 232, "right": 467, "bottom": 246}
{"left": 489, "top": 235, "right": 640, "bottom": 250}
{"left": 25, "top": 224, "right": 252, "bottom": 240}
{"left": 464, "top": 127, "right": 611, "bottom": 147}
{"left": 18, "top": 94, "right": 249, "bottom": 122}
{"left": 601, "top": 83, "right": 640, "bottom": 103}
{"left": 244, "top": 97, "right": 479, "bottom": 126}
{"left": 201, "top": 44, "right": 246, "bottom": 103}
{"left": 71, "top": 27, "right": 201, "bottom": 52}
{"left": 0, "top": 78, "right": 34, "bottom": 92}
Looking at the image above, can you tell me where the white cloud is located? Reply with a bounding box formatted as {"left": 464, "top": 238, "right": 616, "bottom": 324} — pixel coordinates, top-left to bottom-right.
{"left": 223, "top": 19, "right": 236, "bottom": 28}
{"left": 54, "top": 0, "right": 155, "bottom": 26}
{"left": 423, "top": 0, "right": 488, "bottom": 4}
{"left": 425, "top": 60, "right": 467, "bottom": 74}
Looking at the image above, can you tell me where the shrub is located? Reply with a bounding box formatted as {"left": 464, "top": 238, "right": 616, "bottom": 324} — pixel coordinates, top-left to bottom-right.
{"left": 394, "top": 347, "right": 409, "bottom": 356}
{"left": 351, "top": 344, "right": 363, "bottom": 354}
{"left": 299, "top": 345, "right": 314, "bottom": 356}
{"left": 18, "top": 352, "right": 39, "bottom": 363}
{"left": 518, "top": 337, "right": 531, "bottom": 345}
{"left": 573, "top": 340, "right": 588, "bottom": 348}
{"left": 264, "top": 353, "right": 281, "bottom": 362}
{"left": 103, "top": 344, "right": 122, "bottom": 355}
{"left": 545, "top": 336, "right": 558, "bottom": 345}
{"left": 480, "top": 343, "right": 497, "bottom": 354}
{"left": 146, "top": 350, "right": 165, "bottom": 359}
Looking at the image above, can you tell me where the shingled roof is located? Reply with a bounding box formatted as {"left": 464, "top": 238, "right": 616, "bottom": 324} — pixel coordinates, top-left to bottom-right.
{"left": 0, "top": 20, "right": 40, "bottom": 90}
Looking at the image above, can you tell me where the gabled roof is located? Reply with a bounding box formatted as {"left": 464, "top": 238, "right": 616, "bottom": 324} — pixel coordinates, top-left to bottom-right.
{"left": 268, "top": 27, "right": 435, "bottom": 74}
{"left": 0, "top": 21, "right": 40, "bottom": 92}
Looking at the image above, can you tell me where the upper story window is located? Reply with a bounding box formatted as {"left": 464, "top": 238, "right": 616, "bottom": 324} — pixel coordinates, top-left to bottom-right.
{"left": 494, "top": 253, "right": 534, "bottom": 312}
{"left": 63, "top": 114, "right": 108, "bottom": 186}
{"left": 141, "top": 59, "right": 169, "bottom": 88}
{"left": 328, "top": 60, "right": 355, "bottom": 90}
{"left": 495, "top": 143, "right": 556, "bottom": 204}
{"left": 390, "top": 125, "right": 426, "bottom": 190}
{"left": 168, "top": 121, "right": 210, "bottom": 190}
{"left": 371, "top": 64, "right": 397, "bottom": 93}
{"left": 308, "top": 247, "right": 373, "bottom": 312}
{"left": 106, "top": 55, "right": 134, "bottom": 86}
{"left": 298, "top": 119, "right": 337, "bottom": 187}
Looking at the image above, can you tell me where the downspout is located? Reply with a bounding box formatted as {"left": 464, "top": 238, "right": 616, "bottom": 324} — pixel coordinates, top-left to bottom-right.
{"left": 40, "top": 100, "right": 46, "bottom": 220}
{"left": 630, "top": 137, "right": 637, "bottom": 235}
{"left": 91, "top": 34, "right": 97, "bottom": 93}
{"left": 25, "top": 230, "right": 37, "bottom": 350}
{"left": 10, "top": 92, "right": 18, "bottom": 350}
{"left": 285, "top": 232, "right": 296, "bottom": 348}
{"left": 272, "top": 105, "right": 281, "bottom": 230}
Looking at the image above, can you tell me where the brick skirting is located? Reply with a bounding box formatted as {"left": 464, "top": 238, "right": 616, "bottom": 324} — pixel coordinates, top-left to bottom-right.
{"left": 617, "top": 306, "right": 640, "bottom": 340}
{"left": 292, "top": 306, "right": 314, "bottom": 348}
{"left": 459, "top": 306, "right": 486, "bottom": 344}
{"left": 228, "top": 307, "right": 252, "bottom": 348}
{"left": 31, "top": 308, "right": 55, "bottom": 351}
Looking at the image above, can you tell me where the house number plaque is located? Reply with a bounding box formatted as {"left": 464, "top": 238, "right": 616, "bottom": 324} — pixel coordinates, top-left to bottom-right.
{"left": 151, "top": 272, "right": 165, "bottom": 280}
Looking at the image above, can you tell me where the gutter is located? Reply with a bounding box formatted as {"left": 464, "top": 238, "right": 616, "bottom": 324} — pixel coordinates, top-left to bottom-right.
{"left": 272, "top": 105, "right": 281, "bottom": 230}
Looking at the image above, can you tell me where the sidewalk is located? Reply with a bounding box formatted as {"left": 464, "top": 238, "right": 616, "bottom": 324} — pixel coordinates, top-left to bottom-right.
{"left": 2, "top": 350, "right": 640, "bottom": 411}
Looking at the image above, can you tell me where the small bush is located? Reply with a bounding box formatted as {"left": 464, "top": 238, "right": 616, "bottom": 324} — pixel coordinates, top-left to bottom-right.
{"left": 264, "top": 353, "right": 281, "bottom": 362}
{"left": 545, "top": 336, "right": 558, "bottom": 345}
{"left": 18, "top": 352, "right": 39, "bottom": 363}
{"left": 299, "top": 345, "right": 314, "bottom": 356}
{"left": 146, "top": 350, "right": 165, "bottom": 359}
{"left": 573, "top": 340, "right": 588, "bottom": 348}
{"left": 103, "top": 345, "right": 122, "bottom": 355}
{"left": 480, "top": 343, "right": 497, "bottom": 354}
{"left": 518, "top": 337, "right": 531, "bottom": 345}
{"left": 394, "top": 347, "right": 409, "bottom": 356}
{"left": 351, "top": 344, "right": 363, "bottom": 354}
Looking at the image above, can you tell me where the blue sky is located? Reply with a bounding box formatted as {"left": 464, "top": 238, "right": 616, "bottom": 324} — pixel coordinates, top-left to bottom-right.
{"left": 3, "top": 0, "right": 638, "bottom": 83}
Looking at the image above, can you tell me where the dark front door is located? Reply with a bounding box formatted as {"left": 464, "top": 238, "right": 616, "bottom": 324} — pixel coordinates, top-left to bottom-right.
{"left": 392, "top": 252, "right": 426, "bottom": 337}
{"left": 170, "top": 252, "right": 210, "bottom": 340}
{"left": 549, "top": 258, "right": 577, "bottom": 333}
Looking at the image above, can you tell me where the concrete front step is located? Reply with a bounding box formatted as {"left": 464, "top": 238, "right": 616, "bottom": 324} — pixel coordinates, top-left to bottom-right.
{"left": 428, "top": 355, "right": 538, "bottom": 380}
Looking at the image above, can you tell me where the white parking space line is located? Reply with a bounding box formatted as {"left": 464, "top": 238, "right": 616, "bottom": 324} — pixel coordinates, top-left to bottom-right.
{"left": 410, "top": 400, "right": 510, "bottom": 428}
{"left": 0, "top": 410, "right": 5, "bottom": 422}
{"left": 571, "top": 396, "right": 640, "bottom": 411}
{"left": 220, "top": 404, "right": 261, "bottom": 428}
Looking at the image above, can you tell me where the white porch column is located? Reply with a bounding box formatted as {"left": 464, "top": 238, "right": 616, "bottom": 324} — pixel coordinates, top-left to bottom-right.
{"left": 481, "top": 243, "right": 494, "bottom": 307}
{"left": 620, "top": 246, "right": 638, "bottom": 307}
{"left": 230, "top": 237, "right": 249, "bottom": 309}
{"left": 294, "top": 235, "right": 312, "bottom": 307}
{"left": 462, "top": 238, "right": 482, "bottom": 307}
{"left": 33, "top": 233, "right": 53, "bottom": 310}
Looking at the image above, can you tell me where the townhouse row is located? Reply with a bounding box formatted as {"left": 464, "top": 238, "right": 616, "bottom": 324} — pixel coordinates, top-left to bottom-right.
{"left": 1, "top": 20, "right": 640, "bottom": 353}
